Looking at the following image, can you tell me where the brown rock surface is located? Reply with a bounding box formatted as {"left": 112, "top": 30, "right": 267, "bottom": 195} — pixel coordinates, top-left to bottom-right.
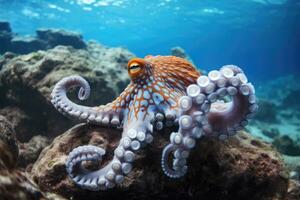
{"left": 31, "top": 123, "right": 289, "bottom": 200}
{"left": 18, "top": 135, "right": 50, "bottom": 169}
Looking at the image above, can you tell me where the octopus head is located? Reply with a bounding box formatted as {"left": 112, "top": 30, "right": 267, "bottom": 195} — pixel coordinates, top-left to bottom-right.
{"left": 127, "top": 55, "right": 200, "bottom": 88}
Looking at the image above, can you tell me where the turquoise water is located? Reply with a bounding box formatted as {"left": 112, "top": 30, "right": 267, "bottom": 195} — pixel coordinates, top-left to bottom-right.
{"left": 0, "top": 0, "right": 300, "bottom": 82}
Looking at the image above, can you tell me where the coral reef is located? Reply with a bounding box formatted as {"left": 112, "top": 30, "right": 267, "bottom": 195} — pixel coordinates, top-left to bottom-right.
{"left": 31, "top": 124, "right": 288, "bottom": 200}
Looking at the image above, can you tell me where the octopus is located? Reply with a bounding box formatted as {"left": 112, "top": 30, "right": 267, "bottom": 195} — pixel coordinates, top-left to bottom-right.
{"left": 51, "top": 55, "right": 258, "bottom": 190}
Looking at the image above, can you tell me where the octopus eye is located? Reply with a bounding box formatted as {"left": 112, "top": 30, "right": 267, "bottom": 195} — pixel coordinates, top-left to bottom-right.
{"left": 129, "top": 62, "right": 141, "bottom": 72}
{"left": 127, "top": 58, "right": 146, "bottom": 79}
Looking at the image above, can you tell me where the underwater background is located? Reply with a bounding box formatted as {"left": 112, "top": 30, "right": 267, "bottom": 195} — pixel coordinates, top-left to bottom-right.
{"left": 0, "top": 0, "right": 300, "bottom": 199}
{"left": 1, "top": 0, "right": 300, "bottom": 82}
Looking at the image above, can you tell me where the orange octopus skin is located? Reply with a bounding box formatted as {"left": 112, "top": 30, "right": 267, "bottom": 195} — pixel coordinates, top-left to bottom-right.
{"left": 109, "top": 56, "right": 201, "bottom": 122}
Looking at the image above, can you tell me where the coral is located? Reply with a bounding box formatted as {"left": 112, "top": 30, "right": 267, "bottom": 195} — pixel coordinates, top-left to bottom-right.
{"left": 31, "top": 124, "right": 288, "bottom": 199}
{"left": 51, "top": 55, "right": 257, "bottom": 190}
{"left": 0, "top": 44, "right": 133, "bottom": 141}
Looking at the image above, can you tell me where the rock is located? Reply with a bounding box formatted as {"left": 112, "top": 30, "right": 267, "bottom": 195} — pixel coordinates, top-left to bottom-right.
{"left": 0, "top": 115, "right": 48, "bottom": 199}
{"left": 0, "top": 44, "right": 133, "bottom": 141}
{"left": 0, "top": 115, "right": 18, "bottom": 168}
{"left": 0, "top": 106, "right": 44, "bottom": 142}
{"left": 283, "top": 155, "right": 300, "bottom": 183}
{"left": 286, "top": 180, "right": 300, "bottom": 200}
{"left": 273, "top": 135, "right": 300, "bottom": 156}
{"left": 281, "top": 89, "right": 300, "bottom": 110}
{"left": 31, "top": 124, "right": 288, "bottom": 200}
{"left": 36, "top": 28, "right": 86, "bottom": 49}
{"left": 0, "top": 29, "right": 13, "bottom": 54}
{"left": 0, "top": 21, "right": 88, "bottom": 55}
{"left": 256, "top": 75, "right": 300, "bottom": 106}
{"left": 10, "top": 36, "right": 47, "bottom": 54}
{"left": 261, "top": 127, "right": 280, "bottom": 139}
{"left": 254, "top": 99, "right": 279, "bottom": 123}
{"left": 18, "top": 135, "right": 50, "bottom": 169}
{"left": 171, "top": 46, "right": 195, "bottom": 66}
{"left": 0, "top": 21, "right": 11, "bottom": 32}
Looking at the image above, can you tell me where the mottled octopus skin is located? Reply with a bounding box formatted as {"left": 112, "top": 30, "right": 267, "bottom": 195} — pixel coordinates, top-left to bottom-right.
{"left": 51, "top": 55, "right": 258, "bottom": 190}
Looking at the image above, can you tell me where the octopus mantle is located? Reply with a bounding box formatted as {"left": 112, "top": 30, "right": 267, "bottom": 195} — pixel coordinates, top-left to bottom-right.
{"left": 51, "top": 55, "right": 257, "bottom": 190}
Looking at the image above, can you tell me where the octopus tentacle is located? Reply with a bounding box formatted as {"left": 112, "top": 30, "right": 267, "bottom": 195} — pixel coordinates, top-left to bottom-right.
{"left": 66, "top": 118, "right": 154, "bottom": 190}
{"left": 161, "top": 65, "right": 258, "bottom": 178}
{"left": 51, "top": 75, "right": 123, "bottom": 126}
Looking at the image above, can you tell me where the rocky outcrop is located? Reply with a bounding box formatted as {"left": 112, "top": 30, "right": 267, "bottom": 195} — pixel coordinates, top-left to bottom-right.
{"left": 36, "top": 28, "right": 86, "bottom": 49}
{"left": 31, "top": 123, "right": 288, "bottom": 200}
{"left": 0, "top": 21, "right": 87, "bottom": 54}
{"left": 0, "top": 44, "right": 133, "bottom": 142}
{"left": 0, "top": 115, "right": 46, "bottom": 200}
{"left": 10, "top": 36, "right": 47, "bottom": 54}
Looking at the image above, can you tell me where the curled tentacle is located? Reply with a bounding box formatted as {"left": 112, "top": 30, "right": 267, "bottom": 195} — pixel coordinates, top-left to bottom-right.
{"left": 66, "top": 121, "right": 154, "bottom": 190}
{"left": 51, "top": 75, "right": 122, "bottom": 126}
{"left": 161, "top": 143, "right": 187, "bottom": 178}
{"left": 162, "top": 65, "right": 258, "bottom": 178}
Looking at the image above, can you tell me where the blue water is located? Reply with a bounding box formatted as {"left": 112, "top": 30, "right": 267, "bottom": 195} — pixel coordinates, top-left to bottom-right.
{"left": 0, "top": 0, "right": 300, "bottom": 83}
